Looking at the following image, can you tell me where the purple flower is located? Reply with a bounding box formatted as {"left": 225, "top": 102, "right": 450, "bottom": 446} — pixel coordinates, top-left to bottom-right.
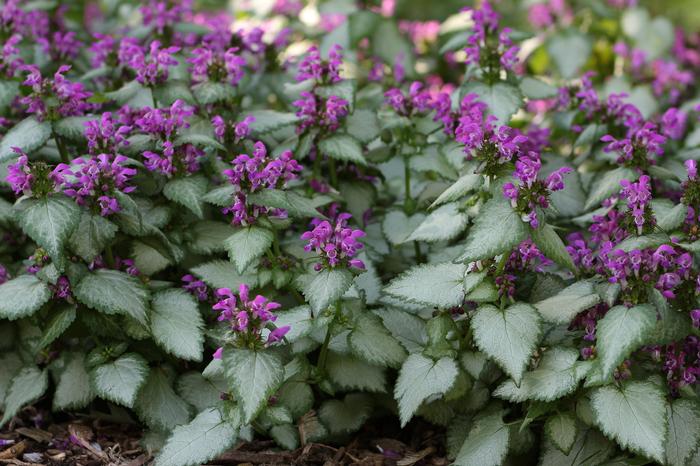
{"left": 85, "top": 113, "right": 132, "bottom": 156}
{"left": 182, "top": 274, "right": 209, "bottom": 301}
{"left": 120, "top": 40, "right": 180, "bottom": 86}
{"left": 296, "top": 44, "right": 343, "bottom": 83}
{"left": 620, "top": 175, "right": 653, "bottom": 235}
{"left": 0, "top": 34, "right": 23, "bottom": 77}
{"left": 464, "top": 1, "right": 519, "bottom": 74}
{"left": 188, "top": 46, "right": 246, "bottom": 86}
{"left": 19, "top": 65, "right": 93, "bottom": 121}
{"left": 52, "top": 276, "right": 72, "bottom": 299}
{"left": 213, "top": 284, "right": 288, "bottom": 348}
{"left": 293, "top": 92, "right": 349, "bottom": 133}
{"left": 0, "top": 265, "right": 9, "bottom": 285}
{"left": 691, "top": 310, "right": 700, "bottom": 328}
{"left": 37, "top": 31, "right": 82, "bottom": 61}
{"left": 660, "top": 108, "right": 686, "bottom": 140}
{"left": 58, "top": 154, "right": 136, "bottom": 216}
{"left": 212, "top": 115, "right": 255, "bottom": 143}
{"left": 301, "top": 213, "right": 366, "bottom": 271}
{"left": 6, "top": 150, "right": 33, "bottom": 195}
{"left": 503, "top": 153, "right": 571, "bottom": 228}
{"left": 601, "top": 122, "right": 665, "bottom": 166}
{"left": 222, "top": 142, "right": 302, "bottom": 226}
{"left": 89, "top": 33, "right": 116, "bottom": 68}
{"left": 140, "top": 0, "right": 193, "bottom": 34}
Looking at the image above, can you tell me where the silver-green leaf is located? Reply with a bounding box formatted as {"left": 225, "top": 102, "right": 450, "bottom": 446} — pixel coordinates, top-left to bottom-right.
{"left": 17, "top": 195, "right": 81, "bottom": 266}
{"left": 151, "top": 289, "right": 205, "bottom": 361}
{"left": 596, "top": 304, "right": 656, "bottom": 380}
{"left": 224, "top": 226, "right": 274, "bottom": 274}
{"left": 74, "top": 269, "right": 150, "bottom": 325}
{"left": 300, "top": 268, "right": 354, "bottom": 314}
{"left": 0, "top": 275, "right": 51, "bottom": 320}
{"left": 471, "top": 303, "right": 542, "bottom": 384}
{"left": 90, "top": 353, "right": 149, "bottom": 408}
{"left": 458, "top": 196, "right": 527, "bottom": 263}
{"left": 155, "top": 408, "right": 239, "bottom": 466}
{"left": 223, "top": 348, "right": 285, "bottom": 424}
{"left": 591, "top": 381, "right": 668, "bottom": 463}
{"left": 394, "top": 353, "right": 458, "bottom": 427}
{"left": 385, "top": 263, "right": 466, "bottom": 308}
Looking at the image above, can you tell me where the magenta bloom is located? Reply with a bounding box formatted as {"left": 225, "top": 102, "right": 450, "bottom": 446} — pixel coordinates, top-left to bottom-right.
{"left": 120, "top": 40, "right": 180, "bottom": 86}
{"left": 59, "top": 154, "right": 136, "bottom": 217}
{"left": 182, "top": 274, "right": 209, "bottom": 301}
{"left": 213, "top": 284, "right": 289, "bottom": 348}
{"left": 620, "top": 175, "right": 652, "bottom": 235}
{"left": 296, "top": 44, "right": 343, "bottom": 83}
{"left": 222, "top": 141, "right": 302, "bottom": 226}
{"left": 18, "top": 65, "right": 93, "bottom": 121}
{"left": 293, "top": 92, "right": 349, "bottom": 133}
{"left": 84, "top": 113, "right": 132, "bottom": 156}
{"left": 301, "top": 213, "right": 366, "bottom": 271}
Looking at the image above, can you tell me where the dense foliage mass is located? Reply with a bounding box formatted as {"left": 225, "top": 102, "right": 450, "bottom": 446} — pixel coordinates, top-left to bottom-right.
{"left": 0, "top": 0, "right": 700, "bottom": 464}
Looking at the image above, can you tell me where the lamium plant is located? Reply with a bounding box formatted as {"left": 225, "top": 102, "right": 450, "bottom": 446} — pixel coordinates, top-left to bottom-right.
{"left": 0, "top": 0, "right": 700, "bottom": 465}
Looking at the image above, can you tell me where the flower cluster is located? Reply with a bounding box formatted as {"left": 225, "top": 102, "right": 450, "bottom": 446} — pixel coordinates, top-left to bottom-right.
{"left": 601, "top": 122, "right": 666, "bottom": 167}
{"left": 293, "top": 91, "right": 349, "bottom": 133}
{"left": 212, "top": 115, "right": 255, "bottom": 143}
{"left": 464, "top": 1, "right": 519, "bottom": 77}
{"left": 569, "top": 303, "right": 610, "bottom": 359}
{"left": 502, "top": 154, "right": 572, "bottom": 228}
{"left": 136, "top": 101, "right": 204, "bottom": 177}
{"left": 84, "top": 113, "right": 132, "bottom": 156}
{"left": 649, "top": 337, "right": 700, "bottom": 395}
{"left": 19, "top": 65, "right": 93, "bottom": 120}
{"left": 140, "top": 0, "right": 193, "bottom": 35}
{"left": 301, "top": 213, "right": 366, "bottom": 271}
{"left": 384, "top": 82, "right": 434, "bottom": 116}
{"left": 212, "top": 284, "right": 289, "bottom": 352}
{"left": 6, "top": 149, "right": 64, "bottom": 197}
{"left": 188, "top": 46, "right": 246, "bottom": 86}
{"left": 222, "top": 142, "right": 302, "bottom": 225}
{"left": 619, "top": 175, "right": 654, "bottom": 235}
{"left": 453, "top": 94, "right": 529, "bottom": 174}
{"left": 119, "top": 40, "right": 180, "bottom": 86}
{"left": 182, "top": 274, "right": 209, "bottom": 302}
{"left": 37, "top": 31, "right": 82, "bottom": 61}
{"left": 0, "top": 34, "right": 23, "bottom": 77}
{"left": 296, "top": 45, "right": 343, "bottom": 84}
{"left": 494, "top": 240, "right": 552, "bottom": 298}
{"left": 57, "top": 154, "right": 136, "bottom": 216}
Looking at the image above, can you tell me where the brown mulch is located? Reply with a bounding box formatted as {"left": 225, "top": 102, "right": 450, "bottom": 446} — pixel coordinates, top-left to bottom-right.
{"left": 0, "top": 405, "right": 449, "bottom": 466}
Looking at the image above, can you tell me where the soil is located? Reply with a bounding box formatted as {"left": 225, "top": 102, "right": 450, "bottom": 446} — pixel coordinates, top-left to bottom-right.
{"left": 0, "top": 405, "right": 450, "bottom": 466}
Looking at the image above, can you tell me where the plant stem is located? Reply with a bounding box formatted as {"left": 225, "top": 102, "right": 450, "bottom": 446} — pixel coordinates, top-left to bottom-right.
{"left": 328, "top": 157, "right": 338, "bottom": 188}
{"left": 52, "top": 129, "right": 70, "bottom": 164}
{"left": 403, "top": 154, "right": 412, "bottom": 214}
{"left": 105, "top": 244, "right": 116, "bottom": 268}
{"left": 414, "top": 241, "right": 424, "bottom": 263}
{"left": 317, "top": 301, "right": 341, "bottom": 372}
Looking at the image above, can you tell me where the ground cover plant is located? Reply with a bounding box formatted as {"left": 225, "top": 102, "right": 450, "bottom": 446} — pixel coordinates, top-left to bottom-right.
{"left": 0, "top": 0, "right": 700, "bottom": 464}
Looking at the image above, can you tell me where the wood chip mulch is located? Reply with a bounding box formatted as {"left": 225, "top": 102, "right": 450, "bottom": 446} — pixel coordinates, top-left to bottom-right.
{"left": 1, "top": 405, "right": 450, "bottom": 466}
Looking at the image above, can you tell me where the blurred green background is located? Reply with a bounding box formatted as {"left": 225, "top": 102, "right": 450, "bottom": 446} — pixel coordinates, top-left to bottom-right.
{"left": 388, "top": 0, "right": 700, "bottom": 30}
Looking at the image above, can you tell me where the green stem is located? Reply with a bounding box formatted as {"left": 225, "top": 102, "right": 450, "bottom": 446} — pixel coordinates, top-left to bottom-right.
{"left": 272, "top": 231, "right": 282, "bottom": 257}
{"left": 52, "top": 129, "right": 70, "bottom": 164}
{"left": 328, "top": 157, "right": 338, "bottom": 188}
{"left": 104, "top": 244, "right": 116, "bottom": 268}
{"left": 413, "top": 241, "right": 424, "bottom": 263}
{"left": 403, "top": 154, "right": 413, "bottom": 214}
{"left": 313, "top": 152, "right": 321, "bottom": 181}
{"left": 317, "top": 301, "right": 341, "bottom": 372}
